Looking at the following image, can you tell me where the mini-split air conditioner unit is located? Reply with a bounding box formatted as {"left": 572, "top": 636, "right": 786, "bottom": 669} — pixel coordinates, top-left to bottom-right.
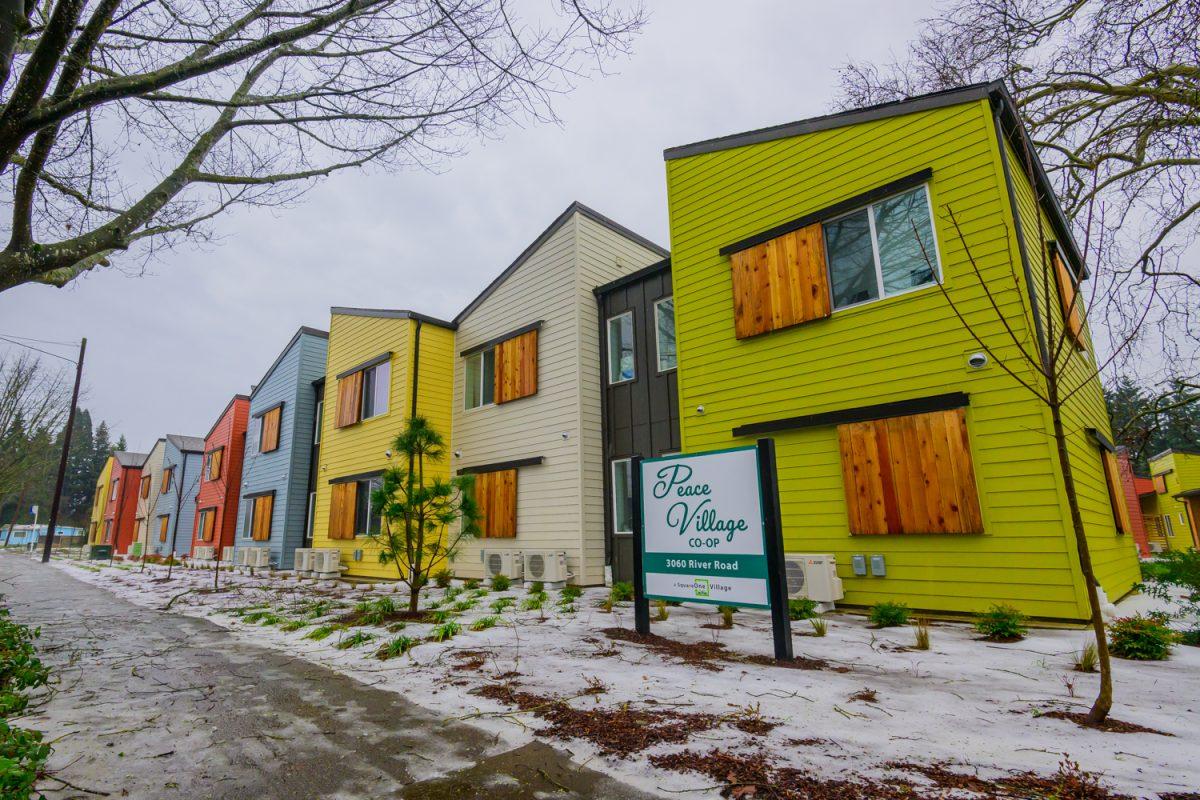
{"left": 481, "top": 550, "right": 522, "bottom": 580}
{"left": 311, "top": 548, "right": 341, "bottom": 578}
{"left": 783, "top": 553, "right": 844, "bottom": 608}
{"left": 522, "top": 550, "right": 569, "bottom": 585}
{"left": 293, "top": 548, "right": 313, "bottom": 573}
{"left": 241, "top": 547, "right": 271, "bottom": 569}
{"left": 192, "top": 546, "right": 214, "bottom": 561}
{"left": 221, "top": 546, "right": 236, "bottom": 563}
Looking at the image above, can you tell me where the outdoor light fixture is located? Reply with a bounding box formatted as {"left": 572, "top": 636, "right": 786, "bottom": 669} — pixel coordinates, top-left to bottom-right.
{"left": 696, "top": 405, "right": 706, "bottom": 415}
{"left": 967, "top": 352, "right": 988, "bottom": 369}
{"left": 454, "top": 450, "right": 462, "bottom": 458}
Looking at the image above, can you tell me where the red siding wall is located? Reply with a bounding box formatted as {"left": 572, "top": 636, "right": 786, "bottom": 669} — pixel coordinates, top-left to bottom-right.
{"left": 1117, "top": 448, "right": 1150, "bottom": 558}
{"left": 104, "top": 464, "right": 143, "bottom": 554}
{"left": 191, "top": 396, "right": 250, "bottom": 554}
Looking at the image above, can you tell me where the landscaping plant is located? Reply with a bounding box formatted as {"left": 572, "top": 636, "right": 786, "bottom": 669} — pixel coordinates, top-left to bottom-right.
{"left": 610, "top": 582, "right": 634, "bottom": 602}
{"left": 560, "top": 585, "right": 582, "bottom": 603}
{"left": 0, "top": 600, "right": 51, "bottom": 796}
{"left": 434, "top": 569, "right": 454, "bottom": 589}
{"left": 378, "top": 635, "right": 416, "bottom": 659}
{"left": 335, "top": 631, "right": 375, "bottom": 650}
{"left": 974, "top": 604, "right": 1028, "bottom": 641}
{"left": 490, "top": 574, "right": 511, "bottom": 592}
{"left": 868, "top": 601, "right": 910, "bottom": 628}
{"left": 490, "top": 597, "right": 516, "bottom": 613}
{"left": 810, "top": 618, "right": 827, "bottom": 637}
{"left": 470, "top": 616, "right": 499, "bottom": 632}
{"left": 654, "top": 599, "right": 670, "bottom": 621}
{"left": 912, "top": 618, "right": 931, "bottom": 650}
{"left": 718, "top": 605, "right": 737, "bottom": 629}
{"left": 1138, "top": 550, "right": 1200, "bottom": 634}
{"left": 527, "top": 581, "right": 544, "bottom": 595}
{"left": 788, "top": 597, "right": 818, "bottom": 621}
{"left": 1108, "top": 614, "right": 1176, "bottom": 661}
{"left": 430, "top": 622, "right": 461, "bottom": 642}
{"left": 463, "top": 578, "right": 481, "bottom": 590}
{"left": 1074, "top": 642, "right": 1099, "bottom": 673}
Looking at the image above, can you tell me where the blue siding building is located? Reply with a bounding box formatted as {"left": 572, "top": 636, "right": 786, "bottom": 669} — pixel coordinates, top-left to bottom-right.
{"left": 152, "top": 434, "right": 204, "bottom": 557}
{"left": 234, "top": 327, "right": 328, "bottom": 569}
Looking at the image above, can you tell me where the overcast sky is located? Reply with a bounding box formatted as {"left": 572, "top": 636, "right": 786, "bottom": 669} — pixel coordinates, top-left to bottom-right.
{"left": 0, "top": 1, "right": 932, "bottom": 452}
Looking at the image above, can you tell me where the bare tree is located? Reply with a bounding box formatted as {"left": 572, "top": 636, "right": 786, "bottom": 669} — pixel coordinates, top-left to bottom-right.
{"left": 0, "top": 352, "right": 70, "bottom": 504}
{"left": 0, "top": 1, "right": 644, "bottom": 290}
{"left": 836, "top": 0, "right": 1199, "bottom": 385}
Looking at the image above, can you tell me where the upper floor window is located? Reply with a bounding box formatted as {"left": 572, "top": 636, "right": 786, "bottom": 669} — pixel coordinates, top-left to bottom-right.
{"left": 205, "top": 447, "right": 224, "bottom": 481}
{"left": 823, "top": 185, "right": 938, "bottom": 310}
{"left": 361, "top": 360, "right": 390, "bottom": 419}
{"left": 607, "top": 312, "right": 635, "bottom": 384}
{"left": 354, "top": 477, "right": 384, "bottom": 536}
{"left": 313, "top": 399, "right": 324, "bottom": 445}
{"left": 465, "top": 349, "right": 495, "bottom": 409}
{"left": 110, "top": 477, "right": 119, "bottom": 501}
{"left": 139, "top": 475, "right": 151, "bottom": 499}
{"left": 161, "top": 467, "right": 174, "bottom": 494}
{"left": 654, "top": 297, "right": 676, "bottom": 372}
{"left": 335, "top": 354, "right": 391, "bottom": 428}
{"left": 258, "top": 405, "right": 281, "bottom": 453}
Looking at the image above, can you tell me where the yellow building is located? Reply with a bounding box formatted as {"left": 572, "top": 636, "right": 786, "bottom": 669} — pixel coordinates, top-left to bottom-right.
{"left": 1142, "top": 449, "right": 1200, "bottom": 551}
{"left": 88, "top": 456, "right": 115, "bottom": 545}
{"left": 309, "top": 308, "right": 456, "bottom": 579}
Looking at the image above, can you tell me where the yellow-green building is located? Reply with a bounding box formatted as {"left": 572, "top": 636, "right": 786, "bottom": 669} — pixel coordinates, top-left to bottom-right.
{"left": 1142, "top": 449, "right": 1200, "bottom": 552}
{"left": 663, "top": 82, "right": 1140, "bottom": 622}
{"left": 88, "top": 455, "right": 115, "bottom": 545}
{"left": 309, "top": 308, "right": 456, "bottom": 579}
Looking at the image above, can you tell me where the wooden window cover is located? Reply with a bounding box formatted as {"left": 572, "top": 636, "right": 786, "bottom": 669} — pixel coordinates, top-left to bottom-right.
{"left": 328, "top": 482, "right": 357, "bottom": 540}
{"left": 159, "top": 515, "right": 169, "bottom": 542}
{"left": 161, "top": 467, "right": 173, "bottom": 494}
{"left": 140, "top": 476, "right": 151, "bottom": 499}
{"left": 335, "top": 371, "right": 364, "bottom": 428}
{"left": 730, "top": 223, "right": 831, "bottom": 339}
{"left": 837, "top": 407, "right": 983, "bottom": 535}
{"left": 1152, "top": 473, "right": 1168, "bottom": 494}
{"left": 475, "top": 469, "right": 517, "bottom": 538}
{"left": 200, "top": 508, "right": 217, "bottom": 541}
{"left": 1099, "top": 450, "right": 1132, "bottom": 534}
{"left": 208, "top": 448, "right": 224, "bottom": 480}
{"left": 251, "top": 494, "right": 274, "bottom": 541}
{"left": 260, "top": 407, "right": 281, "bottom": 452}
{"left": 1051, "top": 252, "right": 1086, "bottom": 350}
{"left": 494, "top": 329, "right": 538, "bottom": 404}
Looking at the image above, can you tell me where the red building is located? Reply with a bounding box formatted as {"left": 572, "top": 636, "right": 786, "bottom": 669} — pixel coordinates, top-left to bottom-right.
{"left": 190, "top": 395, "right": 250, "bottom": 557}
{"left": 1117, "top": 447, "right": 1153, "bottom": 558}
{"left": 104, "top": 451, "right": 148, "bottom": 554}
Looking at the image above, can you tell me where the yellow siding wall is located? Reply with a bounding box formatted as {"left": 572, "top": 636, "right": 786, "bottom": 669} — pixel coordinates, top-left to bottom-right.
{"left": 88, "top": 456, "right": 114, "bottom": 544}
{"left": 1145, "top": 452, "right": 1200, "bottom": 550}
{"left": 665, "top": 97, "right": 1135, "bottom": 620}
{"left": 310, "top": 313, "right": 456, "bottom": 579}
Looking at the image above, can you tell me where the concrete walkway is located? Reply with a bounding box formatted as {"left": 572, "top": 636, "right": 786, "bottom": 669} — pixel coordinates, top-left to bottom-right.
{"left": 0, "top": 554, "right": 656, "bottom": 799}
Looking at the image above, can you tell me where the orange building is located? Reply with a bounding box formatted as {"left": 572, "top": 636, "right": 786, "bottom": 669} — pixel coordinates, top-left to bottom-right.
{"left": 103, "top": 451, "right": 147, "bottom": 554}
{"left": 190, "top": 395, "right": 250, "bottom": 558}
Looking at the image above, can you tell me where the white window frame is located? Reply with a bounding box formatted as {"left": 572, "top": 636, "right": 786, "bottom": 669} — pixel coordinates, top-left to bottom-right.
{"left": 110, "top": 477, "right": 119, "bottom": 501}
{"left": 464, "top": 349, "right": 496, "bottom": 410}
{"left": 361, "top": 360, "right": 390, "bottom": 420}
{"left": 314, "top": 400, "right": 323, "bottom": 445}
{"left": 1164, "top": 514, "right": 1174, "bottom": 536}
{"left": 241, "top": 500, "right": 254, "bottom": 540}
{"left": 611, "top": 458, "right": 633, "bottom": 535}
{"left": 823, "top": 184, "right": 942, "bottom": 313}
{"left": 354, "top": 477, "right": 383, "bottom": 537}
{"left": 653, "top": 296, "right": 677, "bottom": 373}
{"left": 306, "top": 491, "right": 316, "bottom": 542}
{"left": 607, "top": 311, "right": 636, "bottom": 385}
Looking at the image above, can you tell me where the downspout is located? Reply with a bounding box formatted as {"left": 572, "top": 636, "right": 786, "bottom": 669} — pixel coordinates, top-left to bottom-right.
{"left": 595, "top": 290, "right": 613, "bottom": 574}
{"left": 411, "top": 318, "right": 422, "bottom": 419}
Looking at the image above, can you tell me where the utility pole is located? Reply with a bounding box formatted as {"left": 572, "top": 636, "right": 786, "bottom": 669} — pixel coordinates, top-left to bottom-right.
{"left": 41, "top": 338, "right": 86, "bottom": 563}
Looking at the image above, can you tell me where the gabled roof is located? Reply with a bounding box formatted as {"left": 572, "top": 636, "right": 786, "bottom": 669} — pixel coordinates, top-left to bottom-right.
{"left": 593, "top": 257, "right": 671, "bottom": 297}
{"left": 249, "top": 326, "right": 328, "bottom": 402}
{"left": 330, "top": 308, "right": 455, "bottom": 328}
{"left": 1149, "top": 448, "right": 1200, "bottom": 463}
{"left": 663, "top": 81, "right": 1082, "bottom": 275}
{"left": 454, "top": 201, "right": 669, "bottom": 326}
{"left": 166, "top": 434, "right": 205, "bottom": 453}
{"left": 203, "top": 394, "right": 251, "bottom": 442}
{"left": 114, "top": 451, "right": 148, "bottom": 468}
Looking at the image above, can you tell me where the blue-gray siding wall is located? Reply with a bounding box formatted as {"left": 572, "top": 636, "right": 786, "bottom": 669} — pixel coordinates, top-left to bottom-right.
{"left": 152, "top": 443, "right": 202, "bottom": 556}
{"left": 234, "top": 332, "right": 328, "bottom": 568}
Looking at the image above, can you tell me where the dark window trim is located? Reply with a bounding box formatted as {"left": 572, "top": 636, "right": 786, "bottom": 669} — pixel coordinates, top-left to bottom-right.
{"left": 328, "top": 470, "right": 384, "bottom": 485}
{"left": 243, "top": 489, "right": 278, "bottom": 500}
{"left": 732, "top": 391, "right": 969, "bottom": 438}
{"left": 718, "top": 169, "right": 933, "bottom": 257}
{"left": 252, "top": 400, "right": 284, "bottom": 419}
{"left": 1087, "top": 428, "right": 1116, "bottom": 453}
{"left": 335, "top": 352, "right": 392, "bottom": 381}
{"left": 459, "top": 320, "right": 543, "bottom": 358}
{"left": 457, "top": 456, "right": 544, "bottom": 476}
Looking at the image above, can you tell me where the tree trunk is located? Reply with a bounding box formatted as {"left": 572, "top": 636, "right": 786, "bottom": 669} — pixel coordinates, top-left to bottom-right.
{"left": 1050, "top": 402, "right": 1113, "bottom": 723}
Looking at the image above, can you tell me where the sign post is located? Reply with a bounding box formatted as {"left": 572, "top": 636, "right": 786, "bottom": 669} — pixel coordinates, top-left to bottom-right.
{"left": 635, "top": 439, "right": 791, "bottom": 659}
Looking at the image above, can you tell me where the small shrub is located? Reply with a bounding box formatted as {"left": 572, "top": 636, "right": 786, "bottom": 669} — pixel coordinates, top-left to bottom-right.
{"left": 280, "top": 619, "right": 308, "bottom": 633}
{"left": 335, "top": 631, "right": 375, "bottom": 650}
{"left": 304, "top": 623, "right": 343, "bottom": 641}
{"left": 1073, "top": 641, "right": 1098, "bottom": 672}
{"left": 1108, "top": 614, "right": 1176, "bottom": 660}
{"left": 1138, "top": 559, "right": 1170, "bottom": 583}
{"left": 610, "top": 582, "right": 634, "bottom": 602}
{"left": 788, "top": 597, "right": 818, "bottom": 621}
{"left": 257, "top": 612, "right": 284, "bottom": 626}
{"left": 868, "top": 601, "right": 910, "bottom": 628}
{"left": 599, "top": 597, "right": 614, "bottom": 612}
{"left": 560, "top": 585, "right": 583, "bottom": 603}
{"left": 490, "top": 596, "right": 516, "bottom": 613}
{"left": 434, "top": 569, "right": 454, "bottom": 588}
{"left": 527, "top": 581, "right": 544, "bottom": 595}
{"left": 378, "top": 635, "right": 415, "bottom": 659}
{"left": 810, "top": 617, "right": 827, "bottom": 637}
{"left": 654, "top": 599, "right": 670, "bottom": 621}
{"left": 1179, "top": 629, "right": 1200, "bottom": 647}
{"left": 521, "top": 594, "right": 546, "bottom": 611}
{"left": 718, "top": 605, "right": 737, "bottom": 628}
{"left": 470, "top": 588, "right": 489, "bottom": 599}
{"left": 463, "top": 578, "right": 481, "bottom": 590}
{"left": 912, "top": 618, "right": 930, "bottom": 650}
{"left": 974, "top": 604, "right": 1027, "bottom": 641}
{"left": 490, "top": 574, "right": 511, "bottom": 591}
{"left": 429, "top": 609, "right": 453, "bottom": 624}
{"left": 388, "top": 621, "right": 407, "bottom": 633}
{"left": 443, "top": 586, "right": 463, "bottom": 601}
{"left": 430, "top": 621, "right": 461, "bottom": 642}
{"left": 558, "top": 602, "right": 577, "bottom": 614}
{"left": 452, "top": 599, "right": 477, "bottom": 613}
{"left": 241, "top": 609, "right": 273, "bottom": 624}
{"left": 470, "top": 616, "right": 499, "bottom": 631}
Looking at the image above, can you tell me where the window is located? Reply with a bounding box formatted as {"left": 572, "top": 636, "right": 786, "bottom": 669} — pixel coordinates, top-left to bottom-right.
{"left": 259, "top": 406, "right": 281, "bottom": 453}
{"left": 110, "top": 477, "right": 119, "bottom": 501}
{"left": 158, "top": 515, "right": 170, "bottom": 542}
{"left": 313, "top": 400, "right": 323, "bottom": 445}
{"left": 361, "top": 361, "right": 390, "bottom": 420}
{"left": 249, "top": 494, "right": 274, "bottom": 541}
{"left": 611, "top": 459, "right": 633, "bottom": 534}
{"left": 103, "top": 519, "right": 112, "bottom": 543}
{"left": 328, "top": 476, "right": 382, "bottom": 539}
{"left": 353, "top": 477, "right": 383, "bottom": 536}
{"left": 1051, "top": 248, "right": 1087, "bottom": 350}
{"left": 1164, "top": 514, "right": 1174, "bottom": 536}
{"left": 1099, "top": 449, "right": 1131, "bottom": 534}
{"left": 160, "top": 467, "right": 173, "bottom": 494}
{"left": 197, "top": 508, "right": 217, "bottom": 542}
{"left": 306, "top": 491, "right": 316, "bottom": 544}
{"left": 654, "top": 298, "right": 676, "bottom": 372}
{"left": 473, "top": 469, "right": 517, "bottom": 538}
{"left": 1153, "top": 473, "right": 1169, "bottom": 494}
{"left": 465, "top": 349, "right": 496, "bottom": 409}
{"left": 837, "top": 407, "right": 982, "bottom": 535}
{"left": 139, "top": 475, "right": 150, "bottom": 499}
{"left": 607, "top": 312, "right": 635, "bottom": 383}
{"left": 205, "top": 448, "right": 223, "bottom": 481}
{"left": 823, "top": 185, "right": 938, "bottom": 310}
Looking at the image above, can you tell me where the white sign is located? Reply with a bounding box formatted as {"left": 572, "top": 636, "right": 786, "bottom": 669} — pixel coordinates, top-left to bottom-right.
{"left": 639, "top": 446, "right": 769, "bottom": 608}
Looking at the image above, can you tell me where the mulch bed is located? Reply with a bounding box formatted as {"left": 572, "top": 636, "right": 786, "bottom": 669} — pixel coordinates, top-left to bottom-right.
{"left": 1040, "top": 710, "right": 1172, "bottom": 735}
{"left": 335, "top": 608, "right": 433, "bottom": 626}
{"left": 602, "top": 627, "right": 831, "bottom": 672}
{"left": 449, "top": 650, "right": 490, "bottom": 671}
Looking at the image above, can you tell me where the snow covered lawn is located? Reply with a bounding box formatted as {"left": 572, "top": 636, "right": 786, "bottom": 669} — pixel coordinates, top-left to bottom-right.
{"left": 51, "top": 557, "right": 1199, "bottom": 798}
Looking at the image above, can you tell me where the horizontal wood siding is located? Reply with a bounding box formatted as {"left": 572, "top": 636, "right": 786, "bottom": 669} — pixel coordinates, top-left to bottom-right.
{"left": 191, "top": 397, "right": 249, "bottom": 554}
{"left": 151, "top": 441, "right": 202, "bottom": 557}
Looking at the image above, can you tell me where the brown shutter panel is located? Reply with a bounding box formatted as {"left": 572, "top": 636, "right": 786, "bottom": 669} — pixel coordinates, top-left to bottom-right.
{"left": 495, "top": 330, "right": 539, "bottom": 404}
{"left": 140, "top": 476, "right": 150, "bottom": 498}
{"left": 203, "top": 509, "right": 217, "bottom": 541}
{"left": 328, "top": 482, "right": 357, "bottom": 540}
{"left": 209, "top": 448, "right": 223, "bottom": 480}
{"left": 159, "top": 516, "right": 169, "bottom": 542}
{"left": 260, "top": 408, "right": 281, "bottom": 452}
{"left": 161, "top": 467, "right": 173, "bottom": 493}
{"left": 1152, "top": 474, "right": 1168, "bottom": 494}
{"left": 1100, "top": 450, "right": 1132, "bottom": 534}
{"left": 838, "top": 408, "right": 982, "bottom": 535}
{"left": 476, "top": 469, "right": 517, "bottom": 538}
{"left": 1052, "top": 253, "right": 1087, "bottom": 350}
{"left": 730, "top": 224, "right": 831, "bottom": 339}
{"left": 252, "top": 494, "right": 274, "bottom": 541}
{"left": 335, "top": 372, "right": 364, "bottom": 428}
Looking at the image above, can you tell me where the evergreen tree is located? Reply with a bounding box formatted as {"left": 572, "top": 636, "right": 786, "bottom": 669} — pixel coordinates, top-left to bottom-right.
{"left": 115, "top": 435, "right": 127, "bottom": 451}
{"left": 1105, "top": 377, "right": 1200, "bottom": 473}
{"left": 61, "top": 409, "right": 95, "bottom": 525}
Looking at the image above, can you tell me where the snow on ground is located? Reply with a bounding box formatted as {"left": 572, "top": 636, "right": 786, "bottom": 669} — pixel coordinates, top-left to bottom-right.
{"left": 48, "top": 556, "right": 1199, "bottom": 798}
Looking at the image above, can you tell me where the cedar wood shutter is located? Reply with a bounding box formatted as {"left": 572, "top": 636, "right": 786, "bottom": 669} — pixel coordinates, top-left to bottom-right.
{"left": 259, "top": 407, "right": 281, "bottom": 452}
{"left": 251, "top": 494, "right": 274, "bottom": 541}
{"left": 140, "top": 476, "right": 151, "bottom": 498}
{"left": 201, "top": 509, "right": 217, "bottom": 541}
{"left": 208, "top": 448, "right": 223, "bottom": 480}
{"left": 837, "top": 407, "right": 983, "bottom": 535}
{"left": 494, "top": 329, "right": 538, "bottom": 404}
{"left": 328, "top": 482, "right": 357, "bottom": 539}
{"left": 1052, "top": 251, "right": 1087, "bottom": 350}
{"left": 1152, "top": 474, "right": 1168, "bottom": 494}
{"left": 730, "top": 224, "right": 831, "bottom": 339}
{"left": 475, "top": 469, "right": 517, "bottom": 538}
{"left": 335, "top": 371, "right": 364, "bottom": 428}
{"left": 161, "top": 467, "right": 173, "bottom": 493}
{"left": 1099, "top": 450, "right": 1132, "bottom": 534}
{"left": 158, "top": 515, "right": 169, "bottom": 542}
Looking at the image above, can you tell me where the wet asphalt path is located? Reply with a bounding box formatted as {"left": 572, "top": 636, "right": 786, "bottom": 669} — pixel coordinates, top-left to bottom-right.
{"left": 0, "top": 554, "right": 657, "bottom": 799}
